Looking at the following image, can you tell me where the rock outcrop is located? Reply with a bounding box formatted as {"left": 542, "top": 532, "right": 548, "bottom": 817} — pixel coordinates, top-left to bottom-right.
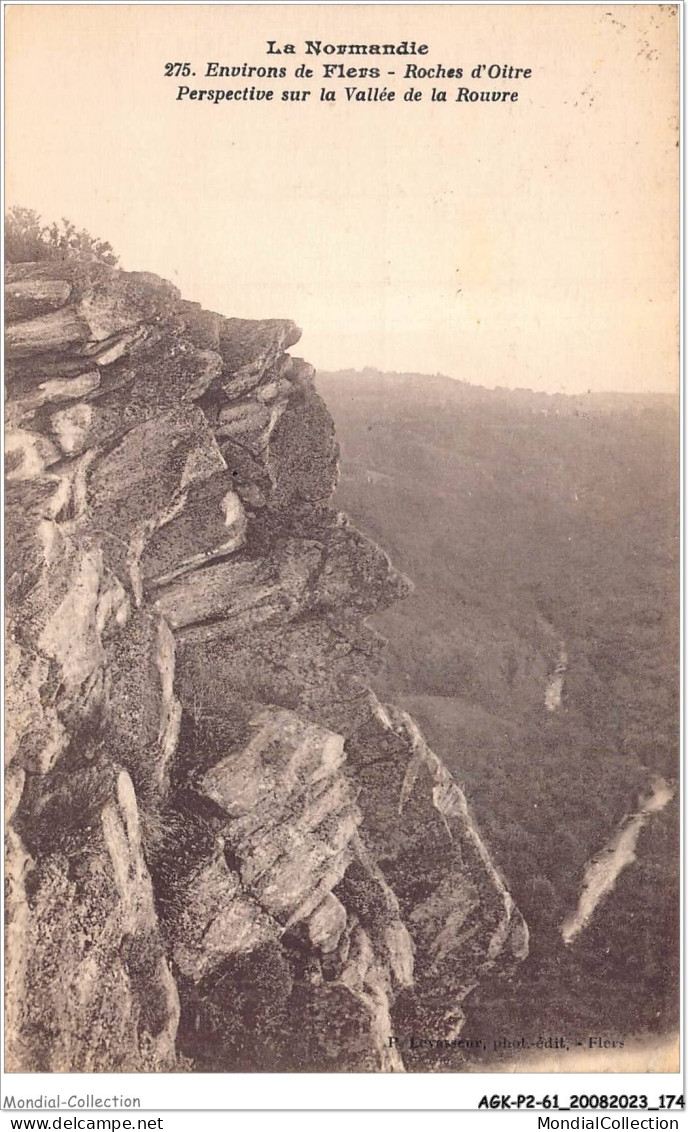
{"left": 5, "top": 259, "right": 527, "bottom": 1072}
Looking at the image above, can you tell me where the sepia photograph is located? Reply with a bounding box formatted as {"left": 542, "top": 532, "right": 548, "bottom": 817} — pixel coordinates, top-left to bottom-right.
{"left": 3, "top": 1, "right": 680, "bottom": 1087}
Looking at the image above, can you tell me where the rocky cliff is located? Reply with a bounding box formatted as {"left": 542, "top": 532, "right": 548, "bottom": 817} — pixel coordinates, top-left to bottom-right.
{"left": 5, "top": 260, "right": 528, "bottom": 1073}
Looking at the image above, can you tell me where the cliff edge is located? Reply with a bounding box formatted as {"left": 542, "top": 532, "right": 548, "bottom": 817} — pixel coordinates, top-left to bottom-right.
{"left": 5, "top": 261, "right": 527, "bottom": 1072}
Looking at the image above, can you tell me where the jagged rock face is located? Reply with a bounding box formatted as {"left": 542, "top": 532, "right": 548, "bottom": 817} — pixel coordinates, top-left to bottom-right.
{"left": 5, "top": 260, "right": 527, "bottom": 1073}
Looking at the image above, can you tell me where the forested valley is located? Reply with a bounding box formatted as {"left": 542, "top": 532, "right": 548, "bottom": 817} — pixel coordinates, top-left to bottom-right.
{"left": 318, "top": 368, "right": 679, "bottom": 1061}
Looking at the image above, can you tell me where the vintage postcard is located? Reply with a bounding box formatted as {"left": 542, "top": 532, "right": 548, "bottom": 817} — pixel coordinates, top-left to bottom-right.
{"left": 3, "top": 1, "right": 680, "bottom": 1090}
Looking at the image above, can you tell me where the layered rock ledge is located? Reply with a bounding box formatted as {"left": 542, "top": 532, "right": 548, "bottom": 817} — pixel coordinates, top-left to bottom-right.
{"left": 5, "top": 260, "right": 528, "bottom": 1072}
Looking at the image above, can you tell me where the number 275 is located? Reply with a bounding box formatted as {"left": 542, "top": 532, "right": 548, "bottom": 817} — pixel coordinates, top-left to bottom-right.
{"left": 164, "top": 62, "right": 192, "bottom": 77}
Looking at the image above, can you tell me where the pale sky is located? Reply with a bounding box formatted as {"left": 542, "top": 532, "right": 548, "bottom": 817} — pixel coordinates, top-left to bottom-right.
{"left": 5, "top": 4, "right": 679, "bottom": 394}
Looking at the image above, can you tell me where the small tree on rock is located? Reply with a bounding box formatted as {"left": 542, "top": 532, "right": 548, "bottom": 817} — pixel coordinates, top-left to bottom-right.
{"left": 5, "top": 206, "right": 118, "bottom": 266}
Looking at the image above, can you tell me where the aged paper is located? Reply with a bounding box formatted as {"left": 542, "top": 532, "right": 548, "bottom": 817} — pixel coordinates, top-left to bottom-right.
{"left": 4, "top": 1, "right": 680, "bottom": 1087}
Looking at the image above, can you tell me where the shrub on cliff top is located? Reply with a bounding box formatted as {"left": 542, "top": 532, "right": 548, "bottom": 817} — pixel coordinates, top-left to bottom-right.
{"left": 5, "top": 206, "right": 119, "bottom": 266}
